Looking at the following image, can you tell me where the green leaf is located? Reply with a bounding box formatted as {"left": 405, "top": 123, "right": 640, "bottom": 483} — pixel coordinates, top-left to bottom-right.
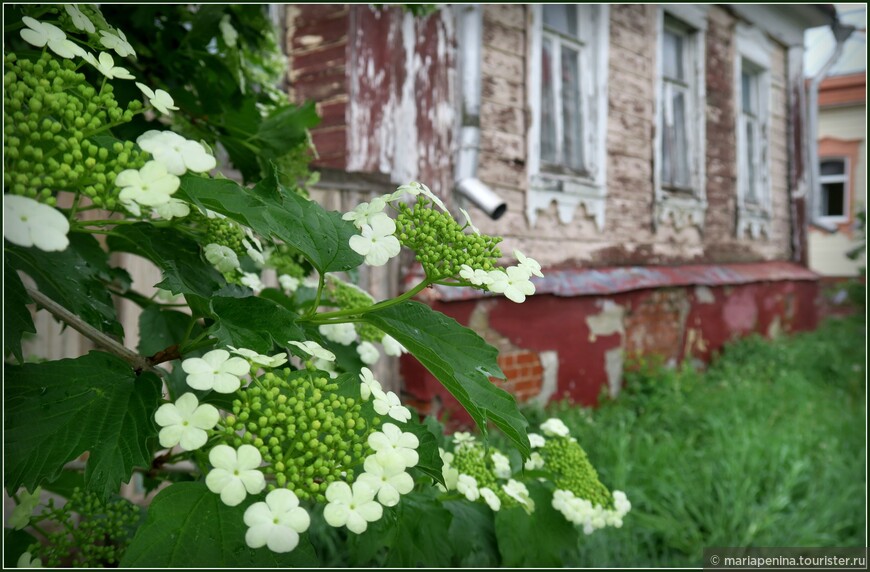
{"left": 383, "top": 490, "right": 454, "bottom": 567}
{"left": 256, "top": 102, "right": 319, "bottom": 156}
{"left": 107, "top": 223, "right": 228, "bottom": 300}
{"left": 4, "top": 352, "right": 162, "bottom": 500}
{"left": 362, "top": 301, "right": 530, "bottom": 458}
{"left": 444, "top": 499, "right": 500, "bottom": 567}
{"left": 209, "top": 295, "right": 304, "bottom": 354}
{"left": 138, "top": 308, "right": 199, "bottom": 356}
{"left": 121, "top": 482, "right": 319, "bottom": 567}
{"left": 4, "top": 261, "right": 35, "bottom": 362}
{"left": 178, "top": 171, "right": 363, "bottom": 274}
{"left": 6, "top": 233, "right": 123, "bottom": 338}
{"left": 494, "top": 481, "right": 582, "bottom": 566}
{"left": 402, "top": 421, "right": 444, "bottom": 486}
{"left": 4, "top": 529, "right": 37, "bottom": 569}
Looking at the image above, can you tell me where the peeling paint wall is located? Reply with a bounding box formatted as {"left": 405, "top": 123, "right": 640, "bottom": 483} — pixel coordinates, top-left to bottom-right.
{"left": 401, "top": 272, "right": 819, "bottom": 424}
{"left": 467, "top": 4, "right": 795, "bottom": 269}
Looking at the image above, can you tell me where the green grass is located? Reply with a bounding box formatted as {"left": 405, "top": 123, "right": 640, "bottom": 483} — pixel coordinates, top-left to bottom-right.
{"left": 522, "top": 315, "right": 866, "bottom": 567}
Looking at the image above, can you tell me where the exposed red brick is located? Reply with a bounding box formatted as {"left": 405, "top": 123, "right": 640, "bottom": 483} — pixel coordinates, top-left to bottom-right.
{"left": 292, "top": 44, "right": 348, "bottom": 72}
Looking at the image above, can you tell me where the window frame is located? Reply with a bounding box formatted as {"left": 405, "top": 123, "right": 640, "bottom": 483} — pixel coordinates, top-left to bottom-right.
{"left": 653, "top": 5, "right": 708, "bottom": 231}
{"left": 817, "top": 156, "right": 850, "bottom": 224}
{"left": 527, "top": 4, "right": 610, "bottom": 230}
{"left": 733, "top": 23, "right": 773, "bottom": 239}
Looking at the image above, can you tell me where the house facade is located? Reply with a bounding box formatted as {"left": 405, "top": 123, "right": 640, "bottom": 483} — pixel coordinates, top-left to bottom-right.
{"left": 284, "top": 4, "right": 836, "bottom": 414}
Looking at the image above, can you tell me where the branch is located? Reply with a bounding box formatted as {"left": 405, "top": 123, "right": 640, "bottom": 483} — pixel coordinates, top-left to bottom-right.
{"left": 25, "top": 286, "right": 156, "bottom": 374}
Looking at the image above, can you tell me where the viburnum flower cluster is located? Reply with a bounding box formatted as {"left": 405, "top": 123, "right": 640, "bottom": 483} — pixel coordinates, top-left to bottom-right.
{"left": 342, "top": 182, "right": 543, "bottom": 304}
{"left": 154, "top": 342, "right": 422, "bottom": 553}
{"left": 438, "top": 418, "right": 631, "bottom": 535}
{"left": 3, "top": 6, "right": 219, "bottom": 253}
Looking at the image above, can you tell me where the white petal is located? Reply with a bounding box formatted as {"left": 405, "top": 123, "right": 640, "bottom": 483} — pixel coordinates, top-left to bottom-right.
{"left": 239, "top": 470, "right": 266, "bottom": 494}
{"left": 185, "top": 372, "right": 215, "bottom": 391}
{"left": 267, "top": 527, "right": 299, "bottom": 553}
{"left": 220, "top": 478, "right": 247, "bottom": 506}
{"left": 245, "top": 523, "right": 271, "bottom": 549}
{"left": 354, "top": 500, "right": 383, "bottom": 523}
{"left": 222, "top": 356, "right": 251, "bottom": 376}
{"left": 205, "top": 468, "right": 233, "bottom": 493}
{"left": 323, "top": 502, "right": 350, "bottom": 528}
{"left": 178, "top": 427, "right": 208, "bottom": 451}
{"left": 190, "top": 403, "right": 219, "bottom": 429}
{"left": 208, "top": 444, "right": 237, "bottom": 470}
{"left": 158, "top": 425, "right": 184, "bottom": 448}
{"left": 154, "top": 403, "right": 183, "bottom": 427}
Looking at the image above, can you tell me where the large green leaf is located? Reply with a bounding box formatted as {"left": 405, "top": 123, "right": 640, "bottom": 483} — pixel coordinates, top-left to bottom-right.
{"left": 444, "top": 499, "right": 500, "bottom": 567}
{"left": 178, "top": 171, "right": 363, "bottom": 273}
{"left": 6, "top": 233, "right": 123, "bottom": 339}
{"left": 362, "top": 301, "right": 530, "bottom": 458}
{"left": 121, "top": 482, "right": 318, "bottom": 568}
{"left": 257, "top": 102, "right": 319, "bottom": 156}
{"left": 383, "top": 490, "right": 455, "bottom": 567}
{"left": 208, "top": 295, "right": 304, "bottom": 354}
{"left": 4, "top": 351, "right": 162, "bottom": 500}
{"left": 138, "top": 308, "right": 200, "bottom": 357}
{"left": 494, "top": 481, "right": 582, "bottom": 566}
{"left": 107, "top": 223, "right": 227, "bottom": 299}
{"left": 4, "top": 261, "right": 35, "bottom": 362}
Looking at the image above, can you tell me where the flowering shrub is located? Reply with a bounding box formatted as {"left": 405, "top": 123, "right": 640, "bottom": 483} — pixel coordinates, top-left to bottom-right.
{"left": 4, "top": 5, "right": 629, "bottom": 567}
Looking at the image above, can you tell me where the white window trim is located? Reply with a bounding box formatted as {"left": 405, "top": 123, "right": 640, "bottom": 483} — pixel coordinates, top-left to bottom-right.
{"left": 734, "top": 23, "right": 773, "bottom": 240}
{"left": 653, "top": 5, "right": 708, "bottom": 231}
{"left": 526, "top": 4, "right": 609, "bottom": 230}
{"left": 818, "top": 156, "right": 850, "bottom": 225}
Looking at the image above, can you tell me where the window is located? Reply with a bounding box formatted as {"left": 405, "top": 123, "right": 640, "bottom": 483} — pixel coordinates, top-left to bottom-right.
{"left": 819, "top": 158, "right": 848, "bottom": 222}
{"left": 653, "top": 6, "right": 707, "bottom": 230}
{"left": 527, "top": 5, "right": 609, "bottom": 229}
{"left": 734, "top": 24, "right": 773, "bottom": 239}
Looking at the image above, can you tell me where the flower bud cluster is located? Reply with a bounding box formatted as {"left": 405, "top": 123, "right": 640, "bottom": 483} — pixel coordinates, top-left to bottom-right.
{"left": 439, "top": 433, "right": 517, "bottom": 512}
{"left": 395, "top": 196, "right": 503, "bottom": 280}
{"left": 24, "top": 487, "right": 139, "bottom": 568}
{"left": 218, "top": 368, "right": 375, "bottom": 503}
{"left": 3, "top": 51, "right": 146, "bottom": 208}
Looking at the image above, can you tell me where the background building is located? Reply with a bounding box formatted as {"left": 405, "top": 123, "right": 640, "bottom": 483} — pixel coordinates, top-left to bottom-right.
{"left": 285, "top": 4, "right": 838, "bottom": 415}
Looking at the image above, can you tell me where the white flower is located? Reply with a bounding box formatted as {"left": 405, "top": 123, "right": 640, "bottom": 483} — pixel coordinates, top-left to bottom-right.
{"left": 288, "top": 340, "right": 335, "bottom": 362}
{"left": 528, "top": 433, "right": 546, "bottom": 448}
{"left": 514, "top": 249, "right": 544, "bottom": 278}
{"left": 313, "top": 357, "right": 338, "bottom": 378}
{"left": 457, "top": 474, "right": 480, "bottom": 501}
{"left": 357, "top": 340, "right": 380, "bottom": 365}
{"left": 205, "top": 444, "right": 266, "bottom": 506}
{"left": 9, "top": 487, "right": 41, "bottom": 530}
{"left": 82, "top": 51, "right": 135, "bottom": 80}
{"left": 358, "top": 367, "right": 383, "bottom": 401}
{"left": 540, "top": 418, "right": 570, "bottom": 438}
{"left": 357, "top": 451, "right": 414, "bottom": 507}
{"left": 302, "top": 273, "right": 320, "bottom": 289}
{"left": 154, "top": 198, "right": 190, "bottom": 220}
{"left": 240, "top": 272, "right": 264, "bottom": 293}
{"left": 318, "top": 323, "right": 357, "bottom": 346}
{"left": 452, "top": 432, "right": 476, "bottom": 449}
{"left": 323, "top": 481, "right": 383, "bottom": 534}
{"left": 219, "top": 14, "right": 239, "bottom": 47}
{"left": 99, "top": 28, "right": 135, "bottom": 58}
{"left": 459, "top": 207, "right": 480, "bottom": 234}
{"left": 441, "top": 465, "right": 460, "bottom": 492}
{"left": 244, "top": 489, "right": 310, "bottom": 553}
{"left": 17, "top": 551, "right": 42, "bottom": 568}
{"left": 381, "top": 334, "right": 407, "bottom": 357}
{"left": 242, "top": 238, "right": 265, "bottom": 266}
{"left": 116, "top": 160, "right": 180, "bottom": 207}
{"left": 228, "top": 347, "right": 288, "bottom": 368}
{"left": 65, "top": 5, "right": 95, "bottom": 33}
{"left": 137, "top": 130, "right": 216, "bottom": 175}
{"left": 278, "top": 274, "right": 300, "bottom": 294}
{"left": 391, "top": 181, "right": 447, "bottom": 211}
{"left": 459, "top": 264, "right": 493, "bottom": 287}
{"left": 502, "top": 479, "right": 534, "bottom": 510}
{"left": 135, "top": 83, "right": 179, "bottom": 115}
{"left": 491, "top": 452, "right": 512, "bottom": 479}
{"left": 368, "top": 422, "right": 419, "bottom": 468}
{"left": 154, "top": 393, "right": 219, "bottom": 451}
{"left": 524, "top": 452, "right": 545, "bottom": 471}
{"left": 342, "top": 196, "right": 387, "bottom": 229}
{"left": 613, "top": 490, "right": 632, "bottom": 517}
{"left": 348, "top": 213, "right": 401, "bottom": 267}
{"left": 204, "top": 243, "right": 240, "bottom": 273}
{"left": 19, "top": 17, "right": 83, "bottom": 59}
{"left": 487, "top": 266, "right": 535, "bottom": 304}
{"left": 372, "top": 390, "right": 411, "bottom": 423}
{"left": 3, "top": 195, "right": 70, "bottom": 252}
{"left": 480, "top": 487, "right": 501, "bottom": 511}
{"left": 181, "top": 349, "right": 250, "bottom": 393}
